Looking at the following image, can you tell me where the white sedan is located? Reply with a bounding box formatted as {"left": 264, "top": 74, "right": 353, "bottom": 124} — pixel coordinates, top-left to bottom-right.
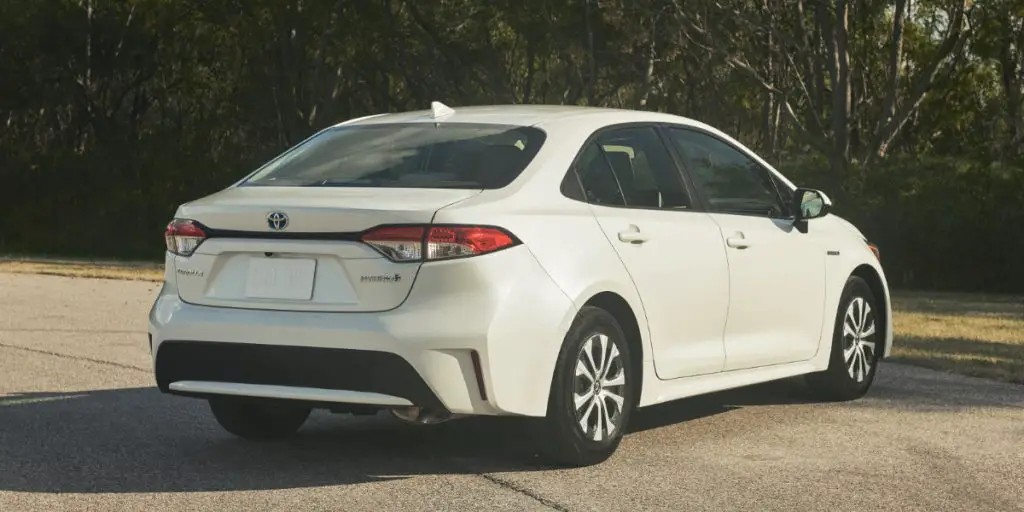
{"left": 150, "top": 103, "right": 892, "bottom": 466}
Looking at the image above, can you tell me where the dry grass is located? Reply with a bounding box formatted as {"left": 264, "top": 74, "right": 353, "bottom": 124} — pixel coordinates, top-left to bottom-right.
{"left": 891, "top": 291, "right": 1024, "bottom": 384}
{"left": 0, "top": 258, "right": 163, "bottom": 282}
{"left": 1, "top": 257, "right": 1021, "bottom": 383}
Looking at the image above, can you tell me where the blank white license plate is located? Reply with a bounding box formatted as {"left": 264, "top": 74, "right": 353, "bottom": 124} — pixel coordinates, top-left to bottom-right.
{"left": 245, "top": 258, "right": 317, "bottom": 300}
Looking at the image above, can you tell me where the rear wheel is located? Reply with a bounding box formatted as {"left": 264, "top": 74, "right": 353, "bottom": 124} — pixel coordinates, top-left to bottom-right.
{"left": 209, "top": 398, "right": 311, "bottom": 440}
{"left": 806, "top": 276, "right": 882, "bottom": 401}
{"left": 541, "top": 306, "right": 636, "bottom": 467}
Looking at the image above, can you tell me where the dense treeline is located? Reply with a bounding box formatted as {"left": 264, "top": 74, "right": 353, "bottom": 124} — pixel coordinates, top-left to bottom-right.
{"left": 2, "top": 0, "right": 1023, "bottom": 292}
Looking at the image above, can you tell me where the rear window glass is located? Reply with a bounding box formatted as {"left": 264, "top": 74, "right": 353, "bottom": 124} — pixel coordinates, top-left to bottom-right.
{"left": 242, "top": 123, "right": 546, "bottom": 189}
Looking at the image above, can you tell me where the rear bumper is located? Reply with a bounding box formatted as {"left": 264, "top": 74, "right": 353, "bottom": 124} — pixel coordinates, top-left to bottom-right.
{"left": 148, "top": 246, "right": 578, "bottom": 417}
{"left": 156, "top": 341, "right": 446, "bottom": 411}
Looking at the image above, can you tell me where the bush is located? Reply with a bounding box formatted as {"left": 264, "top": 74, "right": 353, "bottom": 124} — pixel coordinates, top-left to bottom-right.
{"left": 781, "top": 156, "right": 1024, "bottom": 293}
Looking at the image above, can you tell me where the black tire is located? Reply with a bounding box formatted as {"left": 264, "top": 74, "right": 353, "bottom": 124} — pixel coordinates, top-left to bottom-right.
{"left": 541, "top": 306, "right": 636, "bottom": 467}
{"left": 806, "top": 276, "right": 882, "bottom": 401}
{"left": 209, "top": 398, "right": 311, "bottom": 440}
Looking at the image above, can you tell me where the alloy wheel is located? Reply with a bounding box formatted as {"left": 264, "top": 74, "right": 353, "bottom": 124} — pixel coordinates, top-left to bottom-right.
{"left": 573, "top": 333, "right": 627, "bottom": 442}
{"left": 842, "top": 296, "right": 878, "bottom": 383}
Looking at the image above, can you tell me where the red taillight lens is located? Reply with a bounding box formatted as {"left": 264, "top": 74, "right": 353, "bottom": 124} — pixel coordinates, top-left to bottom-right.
{"left": 164, "top": 219, "right": 207, "bottom": 257}
{"left": 426, "top": 226, "right": 516, "bottom": 260}
{"left": 361, "top": 225, "right": 518, "bottom": 262}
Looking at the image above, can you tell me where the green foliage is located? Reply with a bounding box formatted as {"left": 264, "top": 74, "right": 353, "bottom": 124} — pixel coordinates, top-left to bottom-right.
{"left": 1, "top": 0, "right": 1023, "bottom": 292}
{"left": 790, "top": 157, "right": 1024, "bottom": 293}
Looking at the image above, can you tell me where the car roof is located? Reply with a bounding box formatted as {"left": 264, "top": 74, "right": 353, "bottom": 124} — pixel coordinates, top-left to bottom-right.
{"left": 335, "top": 104, "right": 709, "bottom": 131}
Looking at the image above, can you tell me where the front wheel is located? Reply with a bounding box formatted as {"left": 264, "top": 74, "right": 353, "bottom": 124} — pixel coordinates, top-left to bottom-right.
{"left": 209, "top": 398, "right": 311, "bottom": 440}
{"left": 806, "top": 276, "right": 882, "bottom": 401}
{"left": 541, "top": 306, "right": 636, "bottom": 467}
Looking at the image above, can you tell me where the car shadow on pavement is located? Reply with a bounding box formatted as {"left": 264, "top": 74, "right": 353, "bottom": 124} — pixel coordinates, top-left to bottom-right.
{"left": 5, "top": 365, "right": 1014, "bottom": 495}
{"left": 628, "top": 377, "right": 814, "bottom": 433}
{"left": 0, "top": 378, "right": 813, "bottom": 494}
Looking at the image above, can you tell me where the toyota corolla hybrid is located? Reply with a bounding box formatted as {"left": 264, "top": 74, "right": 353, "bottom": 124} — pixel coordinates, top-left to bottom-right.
{"left": 150, "top": 103, "right": 892, "bottom": 466}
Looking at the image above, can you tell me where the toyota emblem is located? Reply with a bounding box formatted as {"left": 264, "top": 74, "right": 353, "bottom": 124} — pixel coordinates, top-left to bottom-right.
{"left": 266, "top": 211, "right": 289, "bottom": 231}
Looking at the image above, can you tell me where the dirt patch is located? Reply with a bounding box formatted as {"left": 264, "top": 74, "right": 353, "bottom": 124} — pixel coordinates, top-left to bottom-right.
{"left": 0, "top": 258, "right": 163, "bottom": 282}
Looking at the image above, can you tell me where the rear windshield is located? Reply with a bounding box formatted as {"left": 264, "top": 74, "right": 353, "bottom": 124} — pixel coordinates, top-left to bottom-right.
{"left": 242, "top": 123, "right": 546, "bottom": 189}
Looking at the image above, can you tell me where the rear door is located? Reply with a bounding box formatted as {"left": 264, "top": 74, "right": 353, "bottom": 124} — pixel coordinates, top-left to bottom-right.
{"left": 574, "top": 125, "right": 731, "bottom": 379}
{"left": 663, "top": 127, "right": 827, "bottom": 370}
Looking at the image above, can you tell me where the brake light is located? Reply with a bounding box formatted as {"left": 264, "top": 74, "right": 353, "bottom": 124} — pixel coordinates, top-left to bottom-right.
{"left": 361, "top": 225, "right": 518, "bottom": 262}
{"left": 164, "top": 219, "right": 207, "bottom": 257}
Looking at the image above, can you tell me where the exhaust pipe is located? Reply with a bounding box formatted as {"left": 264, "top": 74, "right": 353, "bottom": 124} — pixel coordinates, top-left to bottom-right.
{"left": 389, "top": 406, "right": 457, "bottom": 425}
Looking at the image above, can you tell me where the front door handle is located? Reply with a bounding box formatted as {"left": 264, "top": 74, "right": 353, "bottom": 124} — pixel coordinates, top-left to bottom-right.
{"left": 726, "top": 232, "right": 752, "bottom": 249}
{"left": 618, "top": 225, "right": 649, "bottom": 244}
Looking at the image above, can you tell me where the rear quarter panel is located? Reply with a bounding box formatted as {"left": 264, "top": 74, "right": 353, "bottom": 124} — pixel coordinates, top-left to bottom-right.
{"left": 432, "top": 122, "right": 654, "bottom": 366}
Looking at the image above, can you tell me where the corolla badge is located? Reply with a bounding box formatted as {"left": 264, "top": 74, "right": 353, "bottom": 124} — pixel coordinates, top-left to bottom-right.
{"left": 266, "top": 211, "right": 289, "bottom": 231}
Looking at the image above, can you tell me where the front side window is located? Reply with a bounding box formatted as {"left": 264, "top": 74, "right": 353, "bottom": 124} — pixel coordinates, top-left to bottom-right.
{"left": 243, "top": 123, "right": 545, "bottom": 189}
{"left": 666, "top": 128, "right": 785, "bottom": 217}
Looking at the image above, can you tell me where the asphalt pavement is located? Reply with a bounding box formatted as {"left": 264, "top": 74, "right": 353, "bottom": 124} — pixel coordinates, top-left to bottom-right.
{"left": 1, "top": 273, "right": 1022, "bottom": 512}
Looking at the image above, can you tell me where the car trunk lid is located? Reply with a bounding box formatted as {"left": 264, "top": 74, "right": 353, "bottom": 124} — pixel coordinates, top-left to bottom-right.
{"left": 170, "top": 186, "right": 479, "bottom": 312}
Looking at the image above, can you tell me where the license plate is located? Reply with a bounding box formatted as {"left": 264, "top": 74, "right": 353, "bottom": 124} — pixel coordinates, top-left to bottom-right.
{"left": 245, "top": 257, "right": 317, "bottom": 300}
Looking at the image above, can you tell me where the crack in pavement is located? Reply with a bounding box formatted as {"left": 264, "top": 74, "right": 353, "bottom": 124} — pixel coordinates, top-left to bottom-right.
{"left": 474, "top": 472, "right": 571, "bottom": 511}
{"left": 448, "top": 457, "right": 570, "bottom": 511}
{"left": 0, "top": 342, "right": 149, "bottom": 373}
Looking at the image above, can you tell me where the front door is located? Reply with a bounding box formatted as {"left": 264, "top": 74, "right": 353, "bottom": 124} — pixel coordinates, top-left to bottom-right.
{"left": 572, "top": 125, "right": 731, "bottom": 379}
{"left": 664, "top": 127, "right": 827, "bottom": 370}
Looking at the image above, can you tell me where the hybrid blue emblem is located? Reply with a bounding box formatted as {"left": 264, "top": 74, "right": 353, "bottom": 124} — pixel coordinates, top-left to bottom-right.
{"left": 266, "top": 211, "right": 289, "bottom": 231}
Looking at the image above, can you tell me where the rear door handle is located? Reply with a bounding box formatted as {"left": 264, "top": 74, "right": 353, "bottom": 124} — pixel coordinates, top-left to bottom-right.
{"left": 618, "top": 225, "right": 649, "bottom": 244}
{"left": 726, "top": 232, "right": 751, "bottom": 249}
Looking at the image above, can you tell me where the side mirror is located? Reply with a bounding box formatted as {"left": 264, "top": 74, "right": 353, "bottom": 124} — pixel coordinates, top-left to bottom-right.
{"left": 793, "top": 188, "right": 832, "bottom": 221}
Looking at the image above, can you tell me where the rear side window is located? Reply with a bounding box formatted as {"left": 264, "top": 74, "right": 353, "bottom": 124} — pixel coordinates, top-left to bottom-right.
{"left": 243, "top": 123, "right": 546, "bottom": 189}
{"left": 574, "top": 142, "right": 626, "bottom": 206}
{"left": 567, "top": 126, "right": 692, "bottom": 210}
{"left": 597, "top": 127, "right": 691, "bottom": 209}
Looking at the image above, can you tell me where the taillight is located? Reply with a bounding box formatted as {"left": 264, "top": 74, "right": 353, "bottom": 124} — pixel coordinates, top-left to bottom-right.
{"left": 360, "top": 226, "right": 426, "bottom": 261}
{"left": 164, "top": 219, "right": 207, "bottom": 257}
{"left": 361, "top": 225, "right": 518, "bottom": 262}
{"left": 426, "top": 226, "right": 516, "bottom": 260}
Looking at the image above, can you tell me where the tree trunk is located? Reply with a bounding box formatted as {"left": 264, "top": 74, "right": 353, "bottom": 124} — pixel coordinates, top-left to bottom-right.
{"left": 831, "top": 0, "right": 851, "bottom": 166}
{"left": 998, "top": 37, "right": 1024, "bottom": 156}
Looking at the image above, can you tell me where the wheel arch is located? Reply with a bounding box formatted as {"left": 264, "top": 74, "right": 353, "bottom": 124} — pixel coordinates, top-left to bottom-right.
{"left": 581, "top": 291, "right": 645, "bottom": 405}
{"left": 850, "top": 263, "right": 891, "bottom": 357}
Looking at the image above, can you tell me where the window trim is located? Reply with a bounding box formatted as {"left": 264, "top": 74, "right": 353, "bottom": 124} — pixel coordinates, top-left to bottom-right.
{"left": 661, "top": 125, "right": 795, "bottom": 220}
{"left": 559, "top": 122, "right": 703, "bottom": 213}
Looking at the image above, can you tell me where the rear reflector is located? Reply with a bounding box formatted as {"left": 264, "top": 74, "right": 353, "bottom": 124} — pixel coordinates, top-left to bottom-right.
{"left": 165, "top": 219, "right": 207, "bottom": 257}
{"left": 470, "top": 350, "right": 487, "bottom": 401}
{"left": 361, "top": 225, "right": 518, "bottom": 262}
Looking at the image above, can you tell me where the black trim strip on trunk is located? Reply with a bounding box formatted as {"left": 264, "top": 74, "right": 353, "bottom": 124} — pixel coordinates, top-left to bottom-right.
{"left": 201, "top": 225, "right": 364, "bottom": 242}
